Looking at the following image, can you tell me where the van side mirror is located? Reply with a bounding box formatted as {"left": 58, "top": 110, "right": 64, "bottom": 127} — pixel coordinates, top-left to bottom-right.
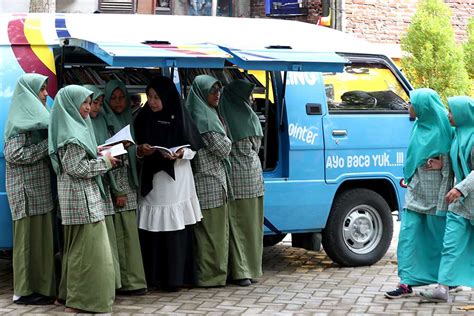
{"left": 321, "top": 0, "right": 331, "bottom": 17}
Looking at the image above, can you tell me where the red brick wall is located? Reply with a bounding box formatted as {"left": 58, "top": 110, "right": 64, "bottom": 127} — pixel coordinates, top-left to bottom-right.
{"left": 250, "top": 0, "right": 473, "bottom": 44}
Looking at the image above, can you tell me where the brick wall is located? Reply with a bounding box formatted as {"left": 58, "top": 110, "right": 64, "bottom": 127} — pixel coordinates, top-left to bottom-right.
{"left": 250, "top": 0, "right": 473, "bottom": 44}
{"left": 345, "top": 0, "right": 473, "bottom": 43}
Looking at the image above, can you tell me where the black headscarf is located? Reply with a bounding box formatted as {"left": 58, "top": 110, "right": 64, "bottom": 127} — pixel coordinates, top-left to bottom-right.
{"left": 134, "top": 76, "right": 204, "bottom": 197}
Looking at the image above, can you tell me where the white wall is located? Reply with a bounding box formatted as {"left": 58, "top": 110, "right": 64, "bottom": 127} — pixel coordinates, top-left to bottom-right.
{"left": 56, "top": 0, "right": 98, "bottom": 13}
{"left": 0, "top": 0, "right": 98, "bottom": 13}
{"left": 0, "top": 0, "right": 29, "bottom": 13}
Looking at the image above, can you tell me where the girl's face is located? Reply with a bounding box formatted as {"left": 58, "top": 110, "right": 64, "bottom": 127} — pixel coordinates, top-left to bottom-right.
{"left": 207, "top": 84, "right": 221, "bottom": 108}
{"left": 38, "top": 83, "right": 48, "bottom": 106}
{"left": 109, "top": 88, "right": 127, "bottom": 113}
{"left": 79, "top": 96, "right": 92, "bottom": 119}
{"left": 448, "top": 111, "right": 456, "bottom": 126}
{"left": 90, "top": 95, "right": 104, "bottom": 118}
{"left": 147, "top": 88, "right": 163, "bottom": 112}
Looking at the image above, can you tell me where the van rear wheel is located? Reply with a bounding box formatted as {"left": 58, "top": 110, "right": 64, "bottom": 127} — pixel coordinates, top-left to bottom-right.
{"left": 322, "top": 188, "right": 393, "bottom": 267}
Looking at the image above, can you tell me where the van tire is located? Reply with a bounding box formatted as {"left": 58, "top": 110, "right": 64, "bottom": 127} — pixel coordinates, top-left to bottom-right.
{"left": 263, "top": 234, "right": 286, "bottom": 247}
{"left": 322, "top": 188, "right": 393, "bottom": 267}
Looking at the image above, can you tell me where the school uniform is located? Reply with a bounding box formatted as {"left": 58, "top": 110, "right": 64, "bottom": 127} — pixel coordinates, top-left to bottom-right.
{"left": 49, "top": 85, "right": 115, "bottom": 313}
{"left": 86, "top": 84, "right": 122, "bottom": 290}
{"left": 219, "top": 80, "right": 265, "bottom": 282}
{"left": 5, "top": 133, "right": 56, "bottom": 299}
{"left": 4, "top": 73, "right": 56, "bottom": 303}
{"left": 186, "top": 75, "right": 233, "bottom": 287}
{"left": 56, "top": 144, "right": 115, "bottom": 312}
{"left": 103, "top": 80, "right": 147, "bottom": 292}
{"left": 386, "top": 88, "right": 453, "bottom": 299}
{"left": 438, "top": 143, "right": 474, "bottom": 287}
{"left": 398, "top": 153, "right": 452, "bottom": 286}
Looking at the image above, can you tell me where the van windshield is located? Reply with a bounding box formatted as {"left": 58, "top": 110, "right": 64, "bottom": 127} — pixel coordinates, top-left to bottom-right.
{"left": 323, "top": 63, "right": 409, "bottom": 112}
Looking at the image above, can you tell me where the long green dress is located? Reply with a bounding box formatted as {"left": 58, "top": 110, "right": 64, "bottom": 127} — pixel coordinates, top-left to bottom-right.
{"left": 103, "top": 80, "right": 147, "bottom": 292}
{"left": 185, "top": 75, "right": 232, "bottom": 287}
{"left": 437, "top": 96, "right": 474, "bottom": 287}
{"left": 4, "top": 73, "right": 56, "bottom": 300}
{"left": 397, "top": 88, "right": 453, "bottom": 286}
{"left": 49, "top": 85, "right": 115, "bottom": 312}
{"left": 85, "top": 84, "right": 122, "bottom": 290}
{"left": 219, "top": 79, "right": 265, "bottom": 281}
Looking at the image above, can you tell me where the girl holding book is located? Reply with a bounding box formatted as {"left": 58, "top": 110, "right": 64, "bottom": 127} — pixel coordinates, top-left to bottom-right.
{"left": 134, "top": 76, "right": 203, "bottom": 291}
{"left": 49, "top": 85, "right": 118, "bottom": 313}
{"left": 84, "top": 84, "right": 122, "bottom": 291}
{"left": 103, "top": 79, "right": 147, "bottom": 295}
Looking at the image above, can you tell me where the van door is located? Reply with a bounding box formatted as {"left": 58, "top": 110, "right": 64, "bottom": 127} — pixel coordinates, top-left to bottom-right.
{"left": 322, "top": 56, "right": 413, "bottom": 195}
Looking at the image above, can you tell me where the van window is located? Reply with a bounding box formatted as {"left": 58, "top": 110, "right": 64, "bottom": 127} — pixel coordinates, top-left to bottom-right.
{"left": 323, "top": 63, "right": 409, "bottom": 113}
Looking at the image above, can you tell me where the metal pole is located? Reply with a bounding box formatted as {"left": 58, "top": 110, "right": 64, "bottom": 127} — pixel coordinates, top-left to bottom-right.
{"left": 211, "top": 0, "right": 217, "bottom": 16}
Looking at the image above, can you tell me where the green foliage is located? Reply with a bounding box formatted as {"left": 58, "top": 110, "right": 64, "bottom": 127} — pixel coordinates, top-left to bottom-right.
{"left": 401, "top": 0, "right": 470, "bottom": 101}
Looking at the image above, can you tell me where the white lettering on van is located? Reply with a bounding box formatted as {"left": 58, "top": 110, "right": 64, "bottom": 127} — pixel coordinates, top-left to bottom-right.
{"left": 288, "top": 123, "right": 318, "bottom": 144}
{"left": 287, "top": 72, "right": 318, "bottom": 86}
{"left": 326, "top": 152, "right": 405, "bottom": 169}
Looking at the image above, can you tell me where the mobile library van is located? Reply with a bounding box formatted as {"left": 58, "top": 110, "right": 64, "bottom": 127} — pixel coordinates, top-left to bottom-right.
{"left": 0, "top": 13, "right": 412, "bottom": 266}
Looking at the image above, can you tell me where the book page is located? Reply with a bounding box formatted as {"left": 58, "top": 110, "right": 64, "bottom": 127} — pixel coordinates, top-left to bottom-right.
{"left": 151, "top": 144, "right": 190, "bottom": 154}
{"left": 101, "top": 125, "right": 135, "bottom": 147}
{"left": 100, "top": 143, "right": 127, "bottom": 157}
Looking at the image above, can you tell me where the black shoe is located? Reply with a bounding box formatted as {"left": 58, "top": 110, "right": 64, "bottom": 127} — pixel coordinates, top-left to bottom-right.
{"left": 384, "top": 284, "right": 414, "bottom": 299}
{"left": 250, "top": 279, "right": 259, "bottom": 284}
{"left": 236, "top": 279, "right": 251, "bottom": 287}
{"left": 14, "top": 293, "right": 55, "bottom": 305}
{"left": 116, "top": 288, "right": 148, "bottom": 296}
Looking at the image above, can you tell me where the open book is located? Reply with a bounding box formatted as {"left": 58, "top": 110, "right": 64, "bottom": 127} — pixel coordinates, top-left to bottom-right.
{"left": 100, "top": 143, "right": 127, "bottom": 157}
{"left": 152, "top": 144, "right": 190, "bottom": 155}
{"left": 100, "top": 125, "right": 135, "bottom": 147}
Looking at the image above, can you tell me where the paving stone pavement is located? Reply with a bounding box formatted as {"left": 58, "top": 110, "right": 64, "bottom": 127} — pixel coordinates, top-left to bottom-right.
{"left": 1, "top": 218, "right": 473, "bottom": 315}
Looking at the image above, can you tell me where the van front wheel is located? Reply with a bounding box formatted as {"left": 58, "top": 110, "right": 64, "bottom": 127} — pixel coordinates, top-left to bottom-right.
{"left": 322, "top": 188, "right": 393, "bottom": 267}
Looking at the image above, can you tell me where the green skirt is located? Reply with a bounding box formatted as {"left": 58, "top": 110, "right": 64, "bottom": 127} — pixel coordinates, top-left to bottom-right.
{"left": 194, "top": 203, "right": 229, "bottom": 287}
{"left": 438, "top": 211, "right": 474, "bottom": 287}
{"left": 105, "top": 215, "right": 122, "bottom": 289}
{"left": 228, "top": 196, "right": 264, "bottom": 280}
{"left": 114, "top": 210, "right": 147, "bottom": 291}
{"left": 59, "top": 221, "right": 115, "bottom": 313}
{"left": 13, "top": 212, "right": 56, "bottom": 297}
{"left": 397, "top": 209, "right": 446, "bottom": 286}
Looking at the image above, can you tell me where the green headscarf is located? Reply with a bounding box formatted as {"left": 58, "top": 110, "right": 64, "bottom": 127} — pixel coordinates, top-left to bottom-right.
{"left": 102, "top": 80, "right": 138, "bottom": 189}
{"left": 48, "top": 85, "right": 106, "bottom": 197}
{"left": 84, "top": 85, "right": 107, "bottom": 145}
{"left": 85, "top": 84, "right": 120, "bottom": 193}
{"left": 219, "top": 79, "right": 263, "bottom": 142}
{"left": 403, "top": 88, "right": 453, "bottom": 184}
{"left": 185, "top": 75, "right": 226, "bottom": 135}
{"left": 448, "top": 96, "right": 474, "bottom": 183}
{"left": 4, "top": 73, "right": 49, "bottom": 143}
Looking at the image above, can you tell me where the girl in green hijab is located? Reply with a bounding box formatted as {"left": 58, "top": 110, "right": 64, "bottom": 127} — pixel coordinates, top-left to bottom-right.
{"left": 4, "top": 73, "right": 56, "bottom": 305}
{"left": 219, "top": 79, "right": 264, "bottom": 287}
{"left": 102, "top": 79, "right": 147, "bottom": 294}
{"left": 185, "top": 74, "right": 233, "bottom": 287}
{"left": 420, "top": 96, "right": 474, "bottom": 302}
{"left": 385, "top": 88, "right": 454, "bottom": 299}
{"left": 49, "top": 84, "right": 118, "bottom": 313}
{"left": 84, "top": 84, "right": 122, "bottom": 291}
